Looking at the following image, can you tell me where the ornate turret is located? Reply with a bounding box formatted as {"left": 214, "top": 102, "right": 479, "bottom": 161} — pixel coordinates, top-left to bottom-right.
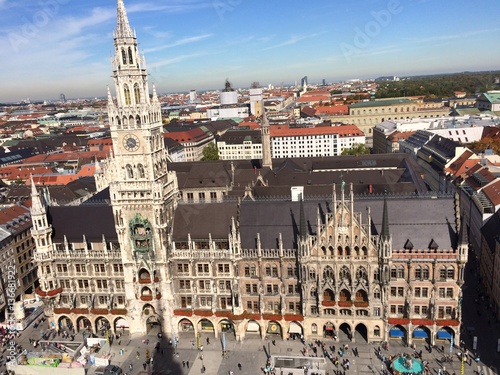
{"left": 261, "top": 101, "right": 272, "bottom": 169}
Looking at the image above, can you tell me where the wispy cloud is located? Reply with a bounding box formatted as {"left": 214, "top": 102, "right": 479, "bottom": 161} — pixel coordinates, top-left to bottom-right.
{"left": 143, "top": 26, "right": 171, "bottom": 39}
{"left": 406, "top": 28, "right": 500, "bottom": 45}
{"left": 148, "top": 53, "right": 205, "bottom": 69}
{"left": 263, "top": 32, "right": 326, "bottom": 51}
{"left": 144, "top": 34, "right": 213, "bottom": 53}
{"left": 128, "top": 1, "right": 213, "bottom": 14}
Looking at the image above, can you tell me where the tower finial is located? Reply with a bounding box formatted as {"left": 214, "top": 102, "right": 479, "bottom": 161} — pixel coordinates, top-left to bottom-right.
{"left": 116, "top": 0, "right": 133, "bottom": 38}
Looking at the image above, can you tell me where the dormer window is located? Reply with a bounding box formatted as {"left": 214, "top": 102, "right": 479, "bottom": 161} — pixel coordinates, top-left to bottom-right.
{"left": 428, "top": 239, "right": 438, "bottom": 250}
{"left": 403, "top": 239, "right": 414, "bottom": 250}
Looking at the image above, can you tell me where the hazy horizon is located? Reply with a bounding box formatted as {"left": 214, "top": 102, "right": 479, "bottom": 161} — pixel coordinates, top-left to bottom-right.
{"left": 1, "top": 0, "right": 499, "bottom": 102}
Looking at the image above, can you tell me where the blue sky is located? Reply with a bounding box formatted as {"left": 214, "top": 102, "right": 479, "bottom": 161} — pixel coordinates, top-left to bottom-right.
{"left": 0, "top": 0, "right": 499, "bottom": 102}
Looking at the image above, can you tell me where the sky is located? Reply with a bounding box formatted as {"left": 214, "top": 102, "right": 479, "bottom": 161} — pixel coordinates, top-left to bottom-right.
{"left": 0, "top": 0, "right": 499, "bottom": 102}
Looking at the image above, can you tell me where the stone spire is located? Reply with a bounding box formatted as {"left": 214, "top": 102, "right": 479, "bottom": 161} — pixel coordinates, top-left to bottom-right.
{"left": 380, "top": 196, "right": 390, "bottom": 241}
{"left": 116, "top": 0, "right": 134, "bottom": 39}
{"left": 260, "top": 101, "right": 272, "bottom": 169}
{"left": 30, "top": 175, "right": 44, "bottom": 215}
{"left": 299, "top": 194, "right": 306, "bottom": 241}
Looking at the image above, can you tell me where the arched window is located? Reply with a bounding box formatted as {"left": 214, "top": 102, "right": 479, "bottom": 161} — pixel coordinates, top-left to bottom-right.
{"left": 356, "top": 266, "right": 368, "bottom": 283}
{"left": 374, "top": 268, "right": 380, "bottom": 282}
{"left": 121, "top": 49, "right": 127, "bottom": 65}
{"left": 128, "top": 47, "right": 134, "bottom": 65}
{"left": 134, "top": 83, "right": 141, "bottom": 104}
{"left": 447, "top": 267, "right": 455, "bottom": 279}
{"left": 126, "top": 164, "right": 133, "bottom": 179}
{"left": 422, "top": 266, "right": 430, "bottom": 280}
{"left": 374, "top": 289, "right": 381, "bottom": 299}
{"left": 138, "top": 164, "right": 145, "bottom": 178}
{"left": 310, "top": 287, "right": 317, "bottom": 298}
{"left": 123, "top": 84, "right": 131, "bottom": 105}
{"left": 309, "top": 268, "right": 316, "bottom": 281}
{"left": 339, "top": 266, "right": 350, "bottom": 283}
{"left": 415, "top": 266, "right": 422, "bottom": 279}
{"left": 136, "top": 115, "right": 141, "bottom": 127}
{"left": 439, "top": 266, "right": 446, "bottom": 280}
{"left": 116, "top": 116, "right": 121, "bottom": 127}
{"left": 397, "top": 266, "right": 405, "bottom": 279}
{"left": 323, "top": 266, "right": 334, "bottom": 280}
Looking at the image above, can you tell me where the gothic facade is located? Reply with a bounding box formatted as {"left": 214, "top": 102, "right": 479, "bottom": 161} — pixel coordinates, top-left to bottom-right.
{"left": 31, "top": 0, "right": 467, "bottom": 346}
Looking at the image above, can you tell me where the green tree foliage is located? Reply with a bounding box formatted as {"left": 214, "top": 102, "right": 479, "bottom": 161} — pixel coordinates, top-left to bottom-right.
{"left": 201, "top": 143, "right": 219, "bottom": 161}
{"left": 375, "top": 71, "right": 500, "bottom": 99}
{"left": 341, "top": 143, "right": 371, "bottom": 156}
{"left": 469, "top": 138, "right": 500, "bottom": 155}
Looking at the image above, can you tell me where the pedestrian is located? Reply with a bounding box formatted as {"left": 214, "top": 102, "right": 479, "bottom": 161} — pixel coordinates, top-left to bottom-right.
{"left": 161, "top": 348, "right": 164, "bottom": 355}
{"left": 200, "top": 345, "right": 204, "bottom": 352}
{"left": 129, "top": 363, "right": 133, "bottom": 372}
{"left": 272, "top": 340, "right": 276, "bottom": 346}
{"left": 143, "top": 362, "right": 147, "bottom": 370}
{"left": 238, "top": 363, "right": 242, "bottom": 370}
{"left": 207, "top": 337, "right": 210, "bottom": 345}
{"left": 441, "top": 345, "right": 444, "bottom": 353}
{"left": 187, "top": 360, "right": 190, "bottom": 368}
{"left": 182, "top": 360, "right": 186, "bottom": 368}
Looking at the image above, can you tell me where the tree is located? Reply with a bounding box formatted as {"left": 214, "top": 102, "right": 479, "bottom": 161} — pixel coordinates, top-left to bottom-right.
{"left": 201, "top": 143, "right": 219, "bottom": 161}
{"left": 341, "top": 143, "right": 371, "bottom": 156}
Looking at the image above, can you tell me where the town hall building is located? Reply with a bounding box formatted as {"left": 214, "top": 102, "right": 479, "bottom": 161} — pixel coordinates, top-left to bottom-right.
{"left": 31, "top": 0, "right": 467, "bottom": 347}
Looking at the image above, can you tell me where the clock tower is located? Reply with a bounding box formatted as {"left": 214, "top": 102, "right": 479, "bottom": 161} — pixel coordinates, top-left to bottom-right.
{"left": 106, "top": 0, "right": 178, "bottom": 334}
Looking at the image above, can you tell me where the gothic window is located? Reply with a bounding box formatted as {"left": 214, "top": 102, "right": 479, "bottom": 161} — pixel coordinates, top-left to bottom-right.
{"left": 321, "top": 246, "right": 326, "bottom": 256}
{"left": 128, "top": 47, "right": 133, "bottom": 64}
{"left": 134, "top": 83, "right": 141, "bottom": 104}
{"left": 138, "top": 164, "right": 145, "bottom": 178}
{"left": 390, "top": 267, "right": 397, "bottom": 279}
{"left": 374, "top": 268, "right": 380, "bottom": 282}
{"left": 121, "top": 49, "right": 127, "bottom": 65}
{"left": 339, "top": 289, "right": 351, "bottom": 301}
{"left": 124, "top": 84, "right": 131, "bottom": 105}
{"left": 356, "top": 266, "right": 368, "bottom": 283}
{"left": 310, "top": 287, "right": 317, "bottom": 297}
{"left": 362, "top": 246, "right": 368, "bottom": 256}
{"left": 339, "top": 266, "right": 350, "bottom": 283}
{"left": 415, "top": 266, "right": 422, "bottom": 279}
{"left": 323, "top": 266, "right": 334, "bottom": 280}
{"left": 439, "top": 267, "right": 446, "bottom": 280}
{"left": 397, "top": 266, "right": 405, "bottom": 279}
{"left": 126, "top": 164, "right": 133, "bottom": 179}
{"left": 447, "top": 267, "right": 455, "bottom": 279}
{"left": 323, "top": 289, "right": 334, "bottom": 301}
{"left": 374, "top": 289, "right": 381, "bottom": 299}
{"left": 122, "top": 116, "right": 128, "bottom": 129}
{"left": 422, "top": 266, "right": 430, "bottom": 280}
{"left": 129, "top": 115, "right": 135, "bottom": 126}
{"left": 309, "top": 268, "right": 316, "bottom": 281}
{"left": 136, "top": 115, "right": 141, "bottom": 127}
{"left": 337, "top": 246, "right": 342, "bottom": 256}
{"left": 345, "top": 246, "right": 351, "bottom": 256}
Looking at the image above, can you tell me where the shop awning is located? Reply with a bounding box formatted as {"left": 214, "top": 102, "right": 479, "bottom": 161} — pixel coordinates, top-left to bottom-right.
{"left": 289, "top": 322, "right": 302, "bottom": 334}
{"left": 413, "top": 329, "right": 428, "bottom": 338}
{"left": 389, "top": 328, "right": 404, "bottom": 337}
{"left": 437, "top": 330, "right": 452, "bottom": 339}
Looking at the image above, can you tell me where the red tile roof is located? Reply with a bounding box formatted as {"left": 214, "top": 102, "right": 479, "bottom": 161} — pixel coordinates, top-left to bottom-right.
{"left": 482, "top": 180, "right": 500, "bottom": 206}
{"left": 315, "top": 105, "right": 349, "bottom": 116}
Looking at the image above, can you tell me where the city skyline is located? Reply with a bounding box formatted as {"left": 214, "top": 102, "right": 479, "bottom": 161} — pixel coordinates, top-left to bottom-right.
{"left": 1, "top": 0, "right": 499, "bottom": 102}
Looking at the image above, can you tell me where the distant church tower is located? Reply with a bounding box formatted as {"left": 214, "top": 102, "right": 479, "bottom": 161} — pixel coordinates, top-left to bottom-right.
{"left": 106, "top": 0, "right": 178, "bottom": 334}
{"left": 260, "top": 102, "right": 272, "bottom": 168}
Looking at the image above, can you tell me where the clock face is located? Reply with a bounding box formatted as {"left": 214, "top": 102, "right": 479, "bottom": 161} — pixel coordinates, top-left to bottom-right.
{"left": 123, "top": 134, "right": 140, "bottom": 152}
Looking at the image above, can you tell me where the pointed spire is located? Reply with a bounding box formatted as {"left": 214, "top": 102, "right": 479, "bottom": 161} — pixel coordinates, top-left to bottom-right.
{"left": 116, "top": 0, "right": 134, "bottom": 39}
{"left": 30, "top": 175, "right": 44, "bottom": 214}
{"left": 152, "top": 83, "right": 159, "bottom": 103}
{"left": 381, "top": 196, "right": 390, "bottom": 241}
{"left": 299, "top": 194, "right": 306, "bottom": 240}
{"left": 107, "top": 86, "right": 113, "bottom": 106}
